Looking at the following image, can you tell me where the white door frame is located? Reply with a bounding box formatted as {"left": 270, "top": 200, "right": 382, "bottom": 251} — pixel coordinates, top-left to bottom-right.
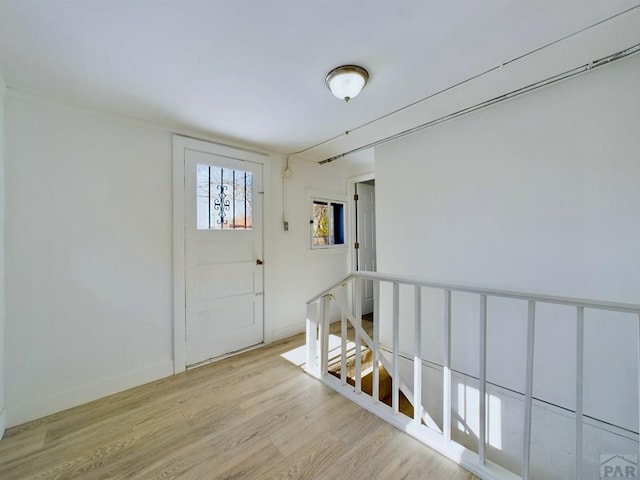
{"left": 347, "top": 171, "right": 376, "bottom": 273}
{"left": 172, "top": 135, "right": 270, "bottom": 374}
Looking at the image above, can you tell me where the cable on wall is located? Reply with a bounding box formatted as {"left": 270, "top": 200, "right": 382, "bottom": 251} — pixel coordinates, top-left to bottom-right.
{"left": 281, "top": 156, "right": 293, "bottom": 231}
{"left": 318, "top": 42, "right": 640, "bottom": 165}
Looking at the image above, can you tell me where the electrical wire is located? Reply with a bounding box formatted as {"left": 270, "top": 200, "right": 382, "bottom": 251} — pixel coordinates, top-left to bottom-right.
{"left": 319, "top": 42, "right": 640, "bottom": 164}
{"left": 287, "top": 4, "right": 640, "bottom": 162}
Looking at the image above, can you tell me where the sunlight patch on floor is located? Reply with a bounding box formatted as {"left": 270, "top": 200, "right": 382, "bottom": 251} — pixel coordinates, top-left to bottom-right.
{"left": 280, "top": 344, "right": 306, "bottom": 366}
{"left": 280, "top": 334, "right": 358, "bottom": 367}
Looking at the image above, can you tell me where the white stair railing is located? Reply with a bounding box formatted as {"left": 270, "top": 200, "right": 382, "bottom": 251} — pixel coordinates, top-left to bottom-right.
{"left": 305, "top": 272, "right": 640, "bottom": 480}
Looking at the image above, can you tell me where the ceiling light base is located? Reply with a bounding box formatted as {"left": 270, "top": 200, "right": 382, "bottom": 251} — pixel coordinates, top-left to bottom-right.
{"left": 326, "top": 65, "right": 369, "bottom": 102}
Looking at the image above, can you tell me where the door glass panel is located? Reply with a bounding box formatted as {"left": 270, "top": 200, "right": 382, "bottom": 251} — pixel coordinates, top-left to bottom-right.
{"left": 196, "top": 164, "right": 253, "bottom": 230}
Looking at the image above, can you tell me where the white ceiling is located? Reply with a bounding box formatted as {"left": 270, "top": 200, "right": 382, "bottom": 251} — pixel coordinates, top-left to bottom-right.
{"left": 0, "top": 1, "right": 638, "bottom": 157}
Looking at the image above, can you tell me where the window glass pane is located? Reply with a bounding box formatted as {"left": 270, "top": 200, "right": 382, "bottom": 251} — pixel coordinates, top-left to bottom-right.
{"left": 312, "top": 199, "right": 345, "bottom": 248}
{"left": 331, "top": 202, "right": 345, "bottom": 244}
{"left": 196, "top": 164, "right": 253, "bottom": 230}
{"left": 312, "top": 202, "right": 332, "bottom": 246}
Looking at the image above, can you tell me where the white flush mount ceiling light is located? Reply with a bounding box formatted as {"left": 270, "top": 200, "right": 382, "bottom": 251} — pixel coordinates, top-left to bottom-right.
{"left": 325, "top": 65, "right": 369, "bottom": 102}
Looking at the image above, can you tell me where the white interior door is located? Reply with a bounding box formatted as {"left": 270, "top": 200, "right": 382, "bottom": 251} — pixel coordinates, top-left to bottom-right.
{"left": 184, "top": 149, "right": 263, "bottom": 366}
{"left": 356, "top": 182, "right": 376, "bottom": 314}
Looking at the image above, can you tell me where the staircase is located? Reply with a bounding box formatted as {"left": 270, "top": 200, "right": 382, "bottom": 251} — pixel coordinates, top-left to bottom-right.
{"left": 327, "top": 347, "right": 414, "bottom": 418}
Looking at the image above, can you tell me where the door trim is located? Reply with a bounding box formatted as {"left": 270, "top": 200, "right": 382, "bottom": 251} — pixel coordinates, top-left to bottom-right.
{"left": 347, "top": 171, "right": 375, "bottom": 273}
{"left": 172, "top": 135, "right": 268, "bottom": 374}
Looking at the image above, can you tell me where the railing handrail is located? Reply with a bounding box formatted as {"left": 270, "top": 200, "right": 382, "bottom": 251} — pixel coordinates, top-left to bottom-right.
{"left": 307, "top": 271, "right": 640, "bottom": 314}
{"left": 305, "top": 273, "right": 356, "bottom": 304}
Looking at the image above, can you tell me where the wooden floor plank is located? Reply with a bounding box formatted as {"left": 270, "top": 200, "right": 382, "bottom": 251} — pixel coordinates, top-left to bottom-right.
{"left": 0, "top": 332, "right": 478, "bottom": 479}
{"left": 260, "top": 433, "right": 347, "bottom": 480}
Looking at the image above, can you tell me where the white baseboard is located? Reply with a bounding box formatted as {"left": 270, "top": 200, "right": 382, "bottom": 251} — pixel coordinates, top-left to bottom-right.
{"left": 271, "top": 322, "right": 306, "bottom": 341}
{"left": 7, "top": 361, "right": 174, "bottom": 428}
{"left": 0, "top": 408, "right": 6, "bottom": 441}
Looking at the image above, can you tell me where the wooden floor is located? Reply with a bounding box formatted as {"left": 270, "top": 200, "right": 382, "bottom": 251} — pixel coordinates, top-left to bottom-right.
{"left": 0, "top": 333, "right": 478, "bottom": 480}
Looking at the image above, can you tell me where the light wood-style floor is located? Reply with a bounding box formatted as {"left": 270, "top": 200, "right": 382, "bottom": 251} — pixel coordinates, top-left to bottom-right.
{"left": 0, "top": 333, "right": 478, "bottom": 480}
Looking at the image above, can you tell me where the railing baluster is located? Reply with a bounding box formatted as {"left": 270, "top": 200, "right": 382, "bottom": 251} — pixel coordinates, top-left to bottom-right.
{"left": 373, "top": 280, "right": 381, "bottom": 403}
{"left": 393, "top": 282, "right": 400, "bottom": 414}
{"left": 319, "top": 296, "right": 330, "bottom": 377}
{"left": 340, "top": 310, "right": 347, "bottom": 386}
{"left": 354, "top": 277, "right": 363, "bottom": 394}
{"left": 443, "top": 289, "right": 452, "bottom": 443}
{"left": 522, "top": 301, "right": 536, "bottom": 479}
{"left": 414, "top": 285, "right": 423, "bottom": 424}
{"left": 575, "top": 307, "right": 584, "bottom": 480}
{"left": 479, "top": 294, "right": 487, "bottom": 465}
{"left": 305, "top": 302, "right": 318, "bottom": 376}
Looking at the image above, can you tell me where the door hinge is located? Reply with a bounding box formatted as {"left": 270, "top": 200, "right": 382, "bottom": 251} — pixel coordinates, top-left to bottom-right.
{"left": 354, "top": 242, "right": 360, "bottom": 249}
{"left": 354, "top": 194, "right": 359, "bottom": 201}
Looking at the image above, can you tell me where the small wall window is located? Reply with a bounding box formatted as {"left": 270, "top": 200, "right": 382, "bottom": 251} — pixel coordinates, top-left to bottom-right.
{"left": 311, "top": 199, "right": 345, "bottom": 248}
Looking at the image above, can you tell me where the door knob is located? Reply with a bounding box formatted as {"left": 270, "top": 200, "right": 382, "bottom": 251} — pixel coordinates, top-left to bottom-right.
{"left": 256, "top": 259, "right": 264, "bottom": 265}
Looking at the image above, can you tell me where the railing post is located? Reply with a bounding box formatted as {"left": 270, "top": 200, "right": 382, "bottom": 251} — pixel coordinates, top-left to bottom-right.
{"left": 522, "top": 300, "right": 536, "bottom": 480}
{"left": 392, "top": 282, "right": 400, "bottom": 414}
{"left": 306, "top": 302, "right": 318, "bottom": 376}
{"left": 319, "top": 295, "right": 330, "bottom": 377}
{"left": 354, "top": 276, "right": 363, "bottom": 394}
{"left": 373, "top": 280, "right": 381, "bottom": 403}
{"left": 479, "top": 294, "right": 487, "bottom": 465}
{"left": 340, "top": 310, "right": 347, "bottom": 386}
{"left": 443, "top": 289, "right": 452, "bottom": 443}
{"left": 575, "top": 307, "right": 584, "bottom": 480}
{"left": 414, "top": 285, "right": 423, "bottom": 424}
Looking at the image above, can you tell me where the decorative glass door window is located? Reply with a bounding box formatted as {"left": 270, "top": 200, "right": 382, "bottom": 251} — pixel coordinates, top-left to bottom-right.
{"left": 197, "top": 164, "right": 253, "bottom": 230}
{"left": 312, "top": 200, "right": 345, "bottom": 248}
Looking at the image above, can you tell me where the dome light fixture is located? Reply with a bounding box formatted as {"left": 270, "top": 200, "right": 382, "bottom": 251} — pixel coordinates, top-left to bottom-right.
{"left": 325, "top": 65, "right": 369, "bottom": 102}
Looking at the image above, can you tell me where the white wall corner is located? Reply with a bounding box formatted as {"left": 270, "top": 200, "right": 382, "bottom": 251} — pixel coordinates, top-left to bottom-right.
{"left": 262, "top": 152, "right": 285, "bottom": 346}
{"left": 171, "top": 135, "right": 187, "bottom": 374}
{"left": 6, "top": 361, "right": 173, "bottom": 428}
{"left": 0, "top": 73, "right": 6, "bottom": 442}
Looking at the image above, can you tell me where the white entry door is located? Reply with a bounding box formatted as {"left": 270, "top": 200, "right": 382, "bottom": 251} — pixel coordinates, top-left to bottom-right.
{"left": 356, "top": 182, "right": 376, "bottom": 314}
{"left": 184, "top": 148, "right": 264, "bottom": 366}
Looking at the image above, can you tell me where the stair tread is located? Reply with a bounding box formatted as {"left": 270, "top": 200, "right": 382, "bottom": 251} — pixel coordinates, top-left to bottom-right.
{"left": 328, "top": 362, "right": 414, "bottom": 418}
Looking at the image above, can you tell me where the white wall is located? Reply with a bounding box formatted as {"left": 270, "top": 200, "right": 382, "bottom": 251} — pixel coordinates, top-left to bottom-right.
{"left": 266, "top": 151, "right": 374, "bottom": 340}
{"left": 4, "top": 94, "right": 176, "bottom": 426}
{"left": 376, "top": 55, "right": 640, "bottom": 474}
{"left": 0, "top": 79, "right": 6, "bottom": 438}
{"left": 3, "top": 91, "right": 371, "bottom": 427}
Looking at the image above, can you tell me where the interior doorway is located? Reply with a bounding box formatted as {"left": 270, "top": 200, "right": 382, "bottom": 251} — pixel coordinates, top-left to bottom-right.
{"left": 351, "top": 174, "right": 376, "bottom": 315}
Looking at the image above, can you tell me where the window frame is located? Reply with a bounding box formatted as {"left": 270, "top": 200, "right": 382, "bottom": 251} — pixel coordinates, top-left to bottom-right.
{"left": 306, "top": 190, "right": 348, "bottom": 255}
